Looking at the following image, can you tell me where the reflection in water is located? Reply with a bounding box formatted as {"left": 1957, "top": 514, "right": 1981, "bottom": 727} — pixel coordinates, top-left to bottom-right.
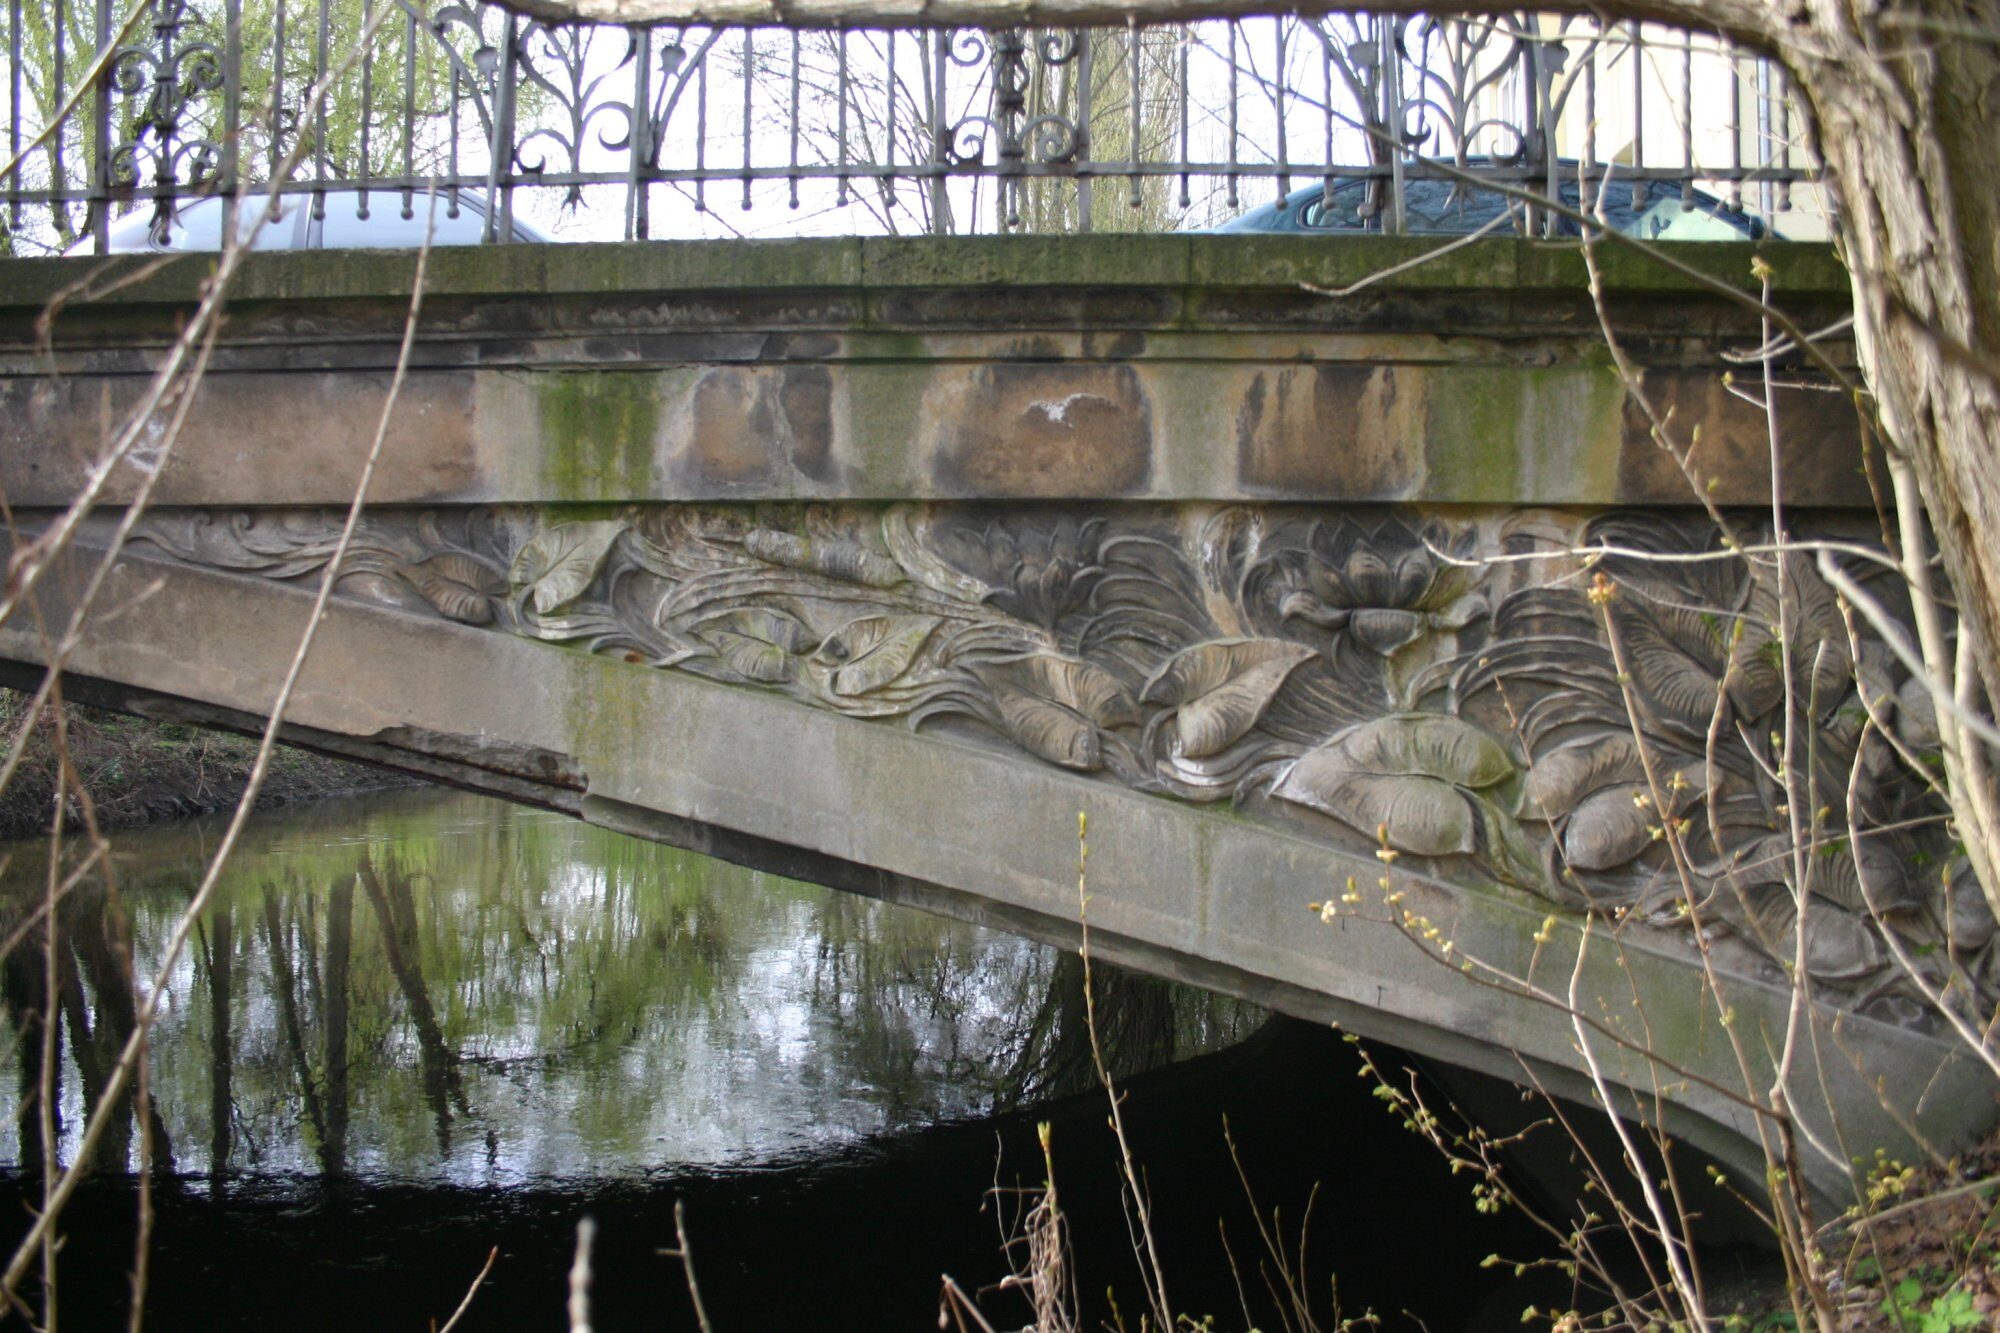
{"left": 0, "top": 790, "right": 1573, "bottom": 1332}
{"left": 0, "top": 789, "right": 1259, "bottom": 1183}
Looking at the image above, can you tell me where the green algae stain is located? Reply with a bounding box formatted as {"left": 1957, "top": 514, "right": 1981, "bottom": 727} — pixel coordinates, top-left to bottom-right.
{"left": 1421, "top": 365, "right": 1625, "bottom": 503}
{"left": 536, "top": 371, "right": 663, "bottom": 502}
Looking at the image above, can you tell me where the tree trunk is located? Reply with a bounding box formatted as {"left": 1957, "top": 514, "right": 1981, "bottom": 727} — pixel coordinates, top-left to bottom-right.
{"left": 1780, "top": 6, "right": 2000, "bottom": 712}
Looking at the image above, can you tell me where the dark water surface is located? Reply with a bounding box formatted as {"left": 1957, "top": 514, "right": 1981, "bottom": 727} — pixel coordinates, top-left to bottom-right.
{"left": 0, "top": 789, "right": 1559, "bottom": 1330}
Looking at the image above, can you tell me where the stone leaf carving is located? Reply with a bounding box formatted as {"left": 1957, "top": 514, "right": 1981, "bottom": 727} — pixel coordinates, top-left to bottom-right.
{"left": 741, "top": 529, "right": 906, "bottom": 589}
{"left": 808, "top": 614, "right": 943, "bottom": 703}
{"left": 976, "top": 654, "right": 1140, "bottom": 772}
{"left": 511, "top": 521, "right": 625, "bottom": 617}
{"left": 1518, "top": 735, "right": 1707, "bottom": 873}
{"left": 1732, "top": 884, "right": 1889, "bottom": 985}
{"left": 1141, "top": 639, "right": 1315, "bottom": 760}
{"left": 695, "top": 607, "right": 819, "bottom": 683}
{"left": 1245, "top": 513, "right": 1487, "bottom": 713}
{"left": 125, "top": 501, "right": 1982, "bottom": 1026}
{"left": 1276, "top": 714, "right": 1541, "bottom": 891}
{"left": 404, "top": 552, "right": 507, "bottom": 625}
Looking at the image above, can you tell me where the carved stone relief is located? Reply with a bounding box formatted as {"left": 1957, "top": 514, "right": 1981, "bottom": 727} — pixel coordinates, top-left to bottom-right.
{"left": 129, "top": 503, "right": 1989, "bottom": 1027}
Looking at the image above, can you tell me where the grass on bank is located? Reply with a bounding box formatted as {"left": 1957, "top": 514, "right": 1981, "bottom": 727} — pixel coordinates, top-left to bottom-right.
{"left": 0, "top": 689, "right": 417, "bottom": 841}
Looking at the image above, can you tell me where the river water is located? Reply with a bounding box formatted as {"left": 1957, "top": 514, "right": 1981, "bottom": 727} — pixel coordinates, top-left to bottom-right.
{"left": 0, "top": 788, "right": 1562, "bottom": 1330}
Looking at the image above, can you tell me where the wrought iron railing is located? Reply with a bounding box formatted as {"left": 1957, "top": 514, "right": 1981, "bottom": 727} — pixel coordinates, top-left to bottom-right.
{"left": 2, "top": 1, "right": 1821, "bottom": 254}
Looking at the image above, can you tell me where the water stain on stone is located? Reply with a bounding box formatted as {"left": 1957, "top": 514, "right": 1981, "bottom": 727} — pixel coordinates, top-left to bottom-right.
{"left": 762, "top": 332, "right": 840, "bottom": 361}
{"left": 926, "top": 363, "right": 1152, "bottom": 497}
{"left": 779, "top": 365, "right": 837, "bottom": 482}
{"left": 1000, "top": 335, "right": 1066, "bottom": 360}
{"left": 1083, "top": 330, "right": 1147, "bottom": 360}
{"left": 668, "top": 366, "right": 839, "bottom": 490}
{"left": 1234, "top": 364, "right": 1416, "bottom": 498}
{"left": 1615, "top": 369, "right": 1867, "bottom": 505}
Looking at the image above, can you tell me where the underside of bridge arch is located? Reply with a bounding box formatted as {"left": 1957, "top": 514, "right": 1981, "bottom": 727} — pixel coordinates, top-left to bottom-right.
{"left": 1, "top": 235, "right": 1993, "bottom": 1209}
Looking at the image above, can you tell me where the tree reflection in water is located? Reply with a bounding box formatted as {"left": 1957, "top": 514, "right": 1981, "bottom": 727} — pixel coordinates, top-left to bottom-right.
{"left": 0, "top": 789, "right": 1264, "bottom": 1182}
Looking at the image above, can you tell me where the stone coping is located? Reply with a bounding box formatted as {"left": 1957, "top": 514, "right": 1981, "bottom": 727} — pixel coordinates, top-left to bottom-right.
{"left": 0, "top": 233, "right": 1850, "bottom": 313}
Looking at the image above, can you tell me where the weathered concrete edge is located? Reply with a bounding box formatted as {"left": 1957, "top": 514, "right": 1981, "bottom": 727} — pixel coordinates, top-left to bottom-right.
{"left": 5, "top": 542, "right": 1989, "bottom": 1207}
{"left": 0, "top": 234, "right": 1851, "bottom": 313}
{"left": 27, "top": 680, "right": 1825, "bottom": 1223}
{"left": 4, "top": 653, "right": 1789, "bottom": 1209}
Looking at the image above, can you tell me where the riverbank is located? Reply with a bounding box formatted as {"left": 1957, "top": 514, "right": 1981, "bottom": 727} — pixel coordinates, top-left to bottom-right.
{"left": 0, "top": 693, "right": 422, "bottom": 841}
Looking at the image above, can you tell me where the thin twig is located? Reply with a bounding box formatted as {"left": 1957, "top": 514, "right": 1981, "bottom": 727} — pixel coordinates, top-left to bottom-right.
{"left": 435, "top": 1246, "right": 499, "bottom": 1333}
{"left": 567, "top": 1217, "right": 596, "bottom": 1333}
{"left": 1567, "top": 921, "right": 1710, "bottom": 1331}
{"left": 1299, "top": 208, "right": 1512, "bottom": 298}
{"left": 1829, "top": 1175, "right": 2000, "bottom": 1237}
{"left": 0, "top": 0, "right": 154, "bottom": 189}
{"left": 0, "top": 179, "right": 434, "bottom": 1311}
{"left": 1075, "top": 811, "right": 1173, "bottom": 1330}
{"left": 658, "top": 1202, "right": 715, "bottom": 1333}
{"left": 938, "top": 1274, "right": 1002, "bottom": 1333}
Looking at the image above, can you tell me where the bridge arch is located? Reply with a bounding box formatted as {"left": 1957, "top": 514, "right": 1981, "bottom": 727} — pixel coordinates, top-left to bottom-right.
{"left": 2, "top": 235, "right": 1987, "bottom": 1205}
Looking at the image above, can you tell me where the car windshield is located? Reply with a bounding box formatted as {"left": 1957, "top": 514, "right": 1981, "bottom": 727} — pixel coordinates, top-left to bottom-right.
{"left": 316, "top": 195, "right": 511, "bottom": 248}
{"left": 1212, "top": 167, "right": 1764, "bottom": 240}
{"left": 91, "top": 196, "right": 296, "bottom": 252}
{"left": 70, "top": 189, "right": 547, "bottom": 254}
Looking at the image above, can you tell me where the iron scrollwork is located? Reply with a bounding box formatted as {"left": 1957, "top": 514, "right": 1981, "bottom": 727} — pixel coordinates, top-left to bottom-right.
{"left": 981, "top": 26, "right": 1084, "bottom": 227}
{"left": 108, "top": 0, "right": 225, "bottom": 238}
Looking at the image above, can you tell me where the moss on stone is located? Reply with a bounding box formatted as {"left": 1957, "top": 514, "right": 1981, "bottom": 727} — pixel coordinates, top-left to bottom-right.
{"left": 536, "top": 372, "right": 663, "bottom": 501}
{"left": 0, "top": 233, "right": 1851, "bottom": 314}
{"left": 1416, "top": 364, "right": 1625, "bottom": 503}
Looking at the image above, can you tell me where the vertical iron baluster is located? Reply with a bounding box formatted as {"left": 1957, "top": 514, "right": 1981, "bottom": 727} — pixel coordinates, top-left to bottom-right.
{"left": 626, "top": 23, "right": 648, "bottom": 239}
{"left": 358, "top": 0, "right": 372, "bottom": 218}
{"left": 270, "top": 0, "right": 285, "bottom": 181}
{"left": 51, "top": 0, "right": 66, "bottom": 242}
{"left": 1755, "top": 55, "right": 1773, "bottom": 220}
{"left": 1540, "top": 36, "right": 1562, "bottom": 236}
{"left": 1628, "top": 21, "right": 1643, "bottom": 211}
{"left": 1179, "top": 28, "right": 1192, "bottom": 213}
{"left": 1076, "top": 31, "right": 1093, "bottom": 229}
{"left": 1776, "top": 63, "right": 1791, "bottom": 212}
{"left": 7, "top": 0, "right": 22, "bottom": 241}
{"left": 1584, "top": 18, "right": 1596, "bottom": 174}
{"left": 1349, "top": 26, "right": 1377, "bottom": 223}
{"left": 1126, "top": 18, "right": 1140, "bottom": 209}
{"left": 1271, "top": 16, "right": 1287, "bottom": 201}
{"left": 787, "top": 27, "right": 798, "bottom": 209}
{"left": 1319, "top": 26, "right": 1331, "bottom": 213}
{"left": 1385, "top": 14, "right": 1404, "bottom": 232}
{"left": 150, "top": 0, "right": 173, "bottom": 238}
{"left": 1225, "top": 19, "right": 1237, "bottom": 209}
{"left": 740, "top": 26, "right": 752, "bottom": 211}
{"left": 1679, "top": 29, "right": 1692, "bottom": 204}
{"left": 91, "top": 0, "right": 113, "bottom": 250}
{"left": 1726, "top": 41, "right": 1741, "bottom": 211}
{"left": 1506, "top": 26, "right": 1533, "bottom": 234}
{"left": 399, "top": 4, "right": 412, "bottom": 220}
{"left": 693, "top": 30, "right": 706, "bottom": 213}
{"left": 883, "top": 28, "right": 895, "bottom": 210}
{"left": 446, "top": 46, "right": 461, "bottom": 216}
{"left": 992, "top": 27, "right": 1023, "bottom": 231}
{"left": 835, "top": 26, "right": 846, "bottom": 207}
{"left": 220, "top": 0, "right": 239, "bottom": 248}
{"left": 927, "top": 27, "right": 944, "bottom": 233}
{"left": 314, "top": 0, "right": 328, "bottom": 219}
{"left": 490, "top": 10, "right": 518, "bottom": 241}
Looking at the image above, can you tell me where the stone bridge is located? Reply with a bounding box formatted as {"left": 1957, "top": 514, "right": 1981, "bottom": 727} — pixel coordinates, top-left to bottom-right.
{"left": 2, "top": 234, "right": 1990, "bottom": 1204}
